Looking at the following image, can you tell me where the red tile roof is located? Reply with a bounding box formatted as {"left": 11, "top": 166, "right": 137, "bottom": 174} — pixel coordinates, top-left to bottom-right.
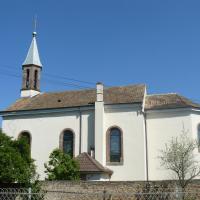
{"left": 5, "top": 84, "right": 146, "bottom": 112}
{"left": 76, "top": 153, "right": 113, "bottom": 175}
{"left": 145, "top": 93, "right": 200, "bottom": 110}
{"left": 2, "top": 84, "right": 200, "bottom": 113}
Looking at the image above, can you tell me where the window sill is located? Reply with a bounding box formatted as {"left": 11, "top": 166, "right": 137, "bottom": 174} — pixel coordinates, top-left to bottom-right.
{"left": 106, "top": 161, "right": 124, "bottom": 166}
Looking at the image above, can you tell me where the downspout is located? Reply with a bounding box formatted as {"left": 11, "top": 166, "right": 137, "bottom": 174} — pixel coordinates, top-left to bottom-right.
{"left": 79, "top": 108, "right": 82, "bottom": 154}
{"left": 143, "top": 112, "right": 149, "bottom": 181}
{"left": 142, "top": 86, "right": 149, "bottom": 182}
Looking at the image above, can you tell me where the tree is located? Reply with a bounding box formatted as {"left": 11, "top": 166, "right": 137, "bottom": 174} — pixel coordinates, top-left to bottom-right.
{"left": 44, "top": 149, "right": 80, "bottom": 180}
{"left": 0, "top": 129, "right": 37, "bottom": 185}
{"left": 159, "top": 129, "right": 200, "bottom": 192}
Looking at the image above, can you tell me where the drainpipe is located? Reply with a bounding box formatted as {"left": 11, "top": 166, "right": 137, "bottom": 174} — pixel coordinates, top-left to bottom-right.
{"left": 79, "top": 108, "right": 82, "bottom": 154}
{"left": 143, "top": 111, "right": 149, "bottom": 182}
{"left": 142, "top": 86, "right": 149, "bottom": 182}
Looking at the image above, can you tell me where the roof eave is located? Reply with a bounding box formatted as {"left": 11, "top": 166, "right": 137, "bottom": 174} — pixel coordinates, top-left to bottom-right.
{"left": 0, "top": 104, "right": 95, "bottom": 116}
{"left": 145, "top": 106, "right": 200, "bottom": 113}
{"left": 1, "top": 101, "right": 144, "bottom": 116}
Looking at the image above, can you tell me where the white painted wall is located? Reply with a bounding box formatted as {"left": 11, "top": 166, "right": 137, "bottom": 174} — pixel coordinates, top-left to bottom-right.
{"left": 104, "top": 104, "right": 146, "bottom": 181}
{"left": 2, "top": 103, "right": 146, "bottom": 181}
{"left": 2, "top": 109, "right": 94, "bottom": 180}
{"left": 191, "top": 111, "right": 200, "bottom": 142}
{"left": 21, "top": 89, "right": 40, "bottom": 98}
{"left": 146, "top": 109, "right": 193, "bottom": 180}
{"left": 86, "top": 173, "right": 110, "bottom": 181}
{"left": 95, "top": 101, "right": 105, "bottom": 165}
{"left": 81, "top": 111, "right": 94, "bottom": 153}
{"left": 190, "top": 111, "right": 200, "bottom": 170}
{"left": 5, "top": 103, "right": 200, "bottom": 181}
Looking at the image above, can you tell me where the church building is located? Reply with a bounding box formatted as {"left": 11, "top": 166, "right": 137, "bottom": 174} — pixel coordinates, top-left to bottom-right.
{"left": 1, "top": 32, "right": 200, "bottom": 181}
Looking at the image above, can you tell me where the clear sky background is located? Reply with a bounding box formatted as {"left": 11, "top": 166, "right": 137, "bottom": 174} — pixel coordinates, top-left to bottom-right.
{"left": 0, "top": 0, "right": 200, "bottom": 115}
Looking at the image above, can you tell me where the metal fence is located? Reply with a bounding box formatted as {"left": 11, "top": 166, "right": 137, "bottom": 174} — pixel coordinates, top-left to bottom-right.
{"left": 0, "top": 188, "right": 199, "bottom": 200}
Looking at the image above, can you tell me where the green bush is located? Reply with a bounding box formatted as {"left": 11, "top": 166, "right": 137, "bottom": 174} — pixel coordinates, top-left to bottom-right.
{"left": 44, "top": 148, "right": 80, "bottom": 180}
{"left": 0, "top": 130, "right": 37, "bottom": 185}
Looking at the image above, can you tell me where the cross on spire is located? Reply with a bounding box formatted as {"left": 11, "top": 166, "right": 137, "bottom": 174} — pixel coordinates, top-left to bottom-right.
{"left": 33, "top": 14, "right": 37, "bottom": 33}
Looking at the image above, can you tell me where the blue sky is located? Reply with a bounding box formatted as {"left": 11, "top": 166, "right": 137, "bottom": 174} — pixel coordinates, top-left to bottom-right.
{"left": 0, "top": 0, "right": 200, "bottom": 114}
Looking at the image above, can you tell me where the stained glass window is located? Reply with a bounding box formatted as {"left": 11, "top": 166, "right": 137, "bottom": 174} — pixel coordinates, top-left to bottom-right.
{"left": 19, "top": 132, "right": 31, "bottom": 155}
{"left": 110, "top": 128, "right": 121, "bottom": 162}
{"left": 63, "top": 130, "right": 74, "bottom": 157}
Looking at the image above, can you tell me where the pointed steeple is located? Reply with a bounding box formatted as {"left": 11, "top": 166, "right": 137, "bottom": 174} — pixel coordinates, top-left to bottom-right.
{"left": 22, "top": 32, "right": 42, "bottom": 67}
{"left": 21, "top": 32, "right": 43, "bottom": 98}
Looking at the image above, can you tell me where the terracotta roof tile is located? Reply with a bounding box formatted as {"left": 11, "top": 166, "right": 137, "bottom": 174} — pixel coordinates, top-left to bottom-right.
{"left": 76, "top": 153, "right": 113, "bottom": 175}
{"left": 5, "top": 84, "right": 145, "bottom": 111}
{"left": 145, "top": 93, "right": 200, "bottom": 110}
{"left": 4, "top": 85, "right": 200, "bottom": 112}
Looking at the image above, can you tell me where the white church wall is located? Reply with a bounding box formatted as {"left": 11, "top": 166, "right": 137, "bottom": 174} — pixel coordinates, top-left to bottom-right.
{"left": 80, "top": 110, "right": 95, "bottom": 153}
{"left": 2, "top": 109, "right": 95, "bottom": 180}
{"left": 4, "top": 105, "right": 200, "bottom": 181}
{"left": 146, "top": 109, "right": 192, "bottom": 180}
{"left": 104, "top": 104, "right": 146, "bottom": 181}
{"left": 191, "top": 111, "right": 200, "bottom": 142}
{"left": 21, "top": 89, "right": 40, "bottom": 98}
{"left": 190, "top": 111, "right": 200, "bottom": 176}
{"left": 86, "top": 173, "right": 110, "bottom": 181}
{"left": 95, "top": 101, "right": 105, "bottom": 165}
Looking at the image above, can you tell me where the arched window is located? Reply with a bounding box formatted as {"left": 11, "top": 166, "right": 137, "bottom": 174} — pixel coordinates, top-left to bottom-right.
{"left": 26, "top": 69, "right": 30, "bottom": 88}
{"left": 19, "top": 132, "right": 31, "bottom": 146}
{"left": 198, "top": 124, "right": 200, "bottom": 152}
{"left": 60, "top": 130, "right": 74, "bottom": 157}
{"left": 107, "top": 127, "right": 123, "bottom": 164}
{"left": 18, "top": 131, "right": 31, "bottom": 153}
{"left": 34, "top": 70, "right": 38, "bottom": 89}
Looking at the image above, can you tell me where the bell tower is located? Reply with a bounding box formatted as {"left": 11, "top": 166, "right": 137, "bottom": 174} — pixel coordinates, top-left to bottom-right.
{"left": 21, "top": 32, "right": 42, "bottom": 98}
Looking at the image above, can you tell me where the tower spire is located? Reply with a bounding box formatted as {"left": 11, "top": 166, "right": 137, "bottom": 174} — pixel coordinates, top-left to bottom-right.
{"left": 22, "top": 31, "right": 42, "bottom": 67}
{"left": 21, "top": 30, "right": 43, "bottom": 98}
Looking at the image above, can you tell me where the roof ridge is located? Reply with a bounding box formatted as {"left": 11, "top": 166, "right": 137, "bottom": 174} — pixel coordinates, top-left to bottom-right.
{"left": 104, "top": 83, "right": 146, "bottom": 89}
{"left": 176, "top": 94, "right": 200, "bottom": 105}
{"left": 41, "top": 89, "right": 95, "bottom": 95}
{"left": 39, "top": 84, "right": 145, "bottom": 95}
{"left": 147, "top": 93, "right": 177, "bottom": 97}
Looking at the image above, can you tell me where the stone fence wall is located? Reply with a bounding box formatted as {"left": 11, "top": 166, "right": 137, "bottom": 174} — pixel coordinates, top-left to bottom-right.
{"left": 41, "top": 180, "right": 200, "bottom": 194}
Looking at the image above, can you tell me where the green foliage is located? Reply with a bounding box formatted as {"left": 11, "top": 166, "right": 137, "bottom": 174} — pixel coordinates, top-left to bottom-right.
{"left": 0, "top": 129, "right": 37, "bottom": 185}
{"left": 44, "top": 149, "right": 80, "bottom": 180}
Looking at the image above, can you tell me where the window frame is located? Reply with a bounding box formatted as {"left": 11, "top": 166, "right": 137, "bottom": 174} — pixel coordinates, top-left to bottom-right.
{"left": 18, "top": 131, "right": 32, "bottom": 154}
{"left": 197, "top": 124, "right": 200, "bottom": 152}
{"left": 59, "top": 129, "right": 75, "bottom": 157}
{"left": 26, "top": 69, "right": 30, "bottom": 88}
{"left": 106, "top": 126, "right": 123, "bottom": 165}
{"left": 34, "top": 70, "right": 38, "bottom": 90}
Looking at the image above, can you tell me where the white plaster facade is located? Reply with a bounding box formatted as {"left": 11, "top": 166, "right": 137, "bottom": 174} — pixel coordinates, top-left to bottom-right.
{"left": 2, "top": 102, "right": 147, "bottom": 181}
{"left": 2, "top": 108, "right": 93, "bottom": 180}
{"left": 104, "top": 104, "right": 146, "bottom": 181}
{"left": 3, "top": 100, "right": 200, "bottom": 181}
{"left": 21, "top": 89, "right": 41, "bottom": 98}
{"left": 146, "top": 108, "right": 199, "bottom": 180}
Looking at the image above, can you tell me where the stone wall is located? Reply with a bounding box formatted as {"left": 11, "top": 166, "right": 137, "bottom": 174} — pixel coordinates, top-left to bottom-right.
{"left": 42, "top": 181, "right": 143, "bottom": 193}
{"left": 42, "top": 181, "right": 170, "bottom": 193}
{"left": 41, "top": 181, "right": 200, "bottom": 200}
{"left": 42, "top": 180, "right": 200, "bottom": 193}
